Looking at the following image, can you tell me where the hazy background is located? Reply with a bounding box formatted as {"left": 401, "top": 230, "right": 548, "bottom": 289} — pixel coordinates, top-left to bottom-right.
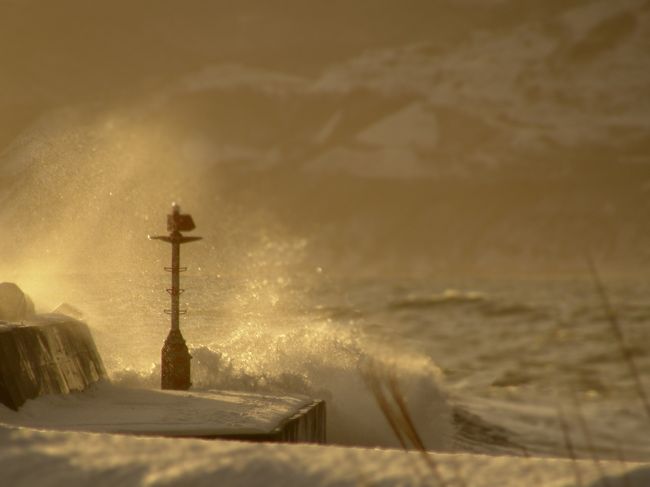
{"left": 1, "top": 0, "right": 649, "bottom": 280}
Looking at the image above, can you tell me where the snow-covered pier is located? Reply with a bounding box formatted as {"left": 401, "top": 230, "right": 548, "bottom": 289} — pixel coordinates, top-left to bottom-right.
{"left": 0, "top": 315, "right": 325, "bottom": 444}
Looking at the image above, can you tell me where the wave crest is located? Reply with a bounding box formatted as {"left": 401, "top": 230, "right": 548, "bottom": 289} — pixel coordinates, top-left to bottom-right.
{"left": 112, "top": 320, "right": 453, "bottom": 450}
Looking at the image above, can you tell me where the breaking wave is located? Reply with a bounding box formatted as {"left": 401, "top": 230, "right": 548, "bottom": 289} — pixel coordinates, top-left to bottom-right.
{"left": 388, "top": 289, "right": 486, "bottom": 310}
{"left": 112, "top": 320, "right": 454, "bottom": 451}
{"left": 388, "top": 288, "right": 549, "bottom": 320}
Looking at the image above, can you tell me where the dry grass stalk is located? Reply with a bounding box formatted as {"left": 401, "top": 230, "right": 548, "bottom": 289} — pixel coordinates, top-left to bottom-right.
{"left": 615, "top": 443, "right": 632, "bottom": 487}
{"left": 586, "top": 256, "right": 650, "bottom": 420}
{"left": 385, "top": 373, "right": 428, "bottom": 451}
{"left": 360, "top": 363, "right": 466, "bottom": 487}
{"left": 572, "top": 395, "right": 611, "bottom": 487}
{"left": 557, "top": 406, "right": 584, "bottom": 487}
{"left": 385, "top": 372, "right": 452, "bottom": 486}
{"left": 362, "top": 370, "right": 408, "bottom": 449}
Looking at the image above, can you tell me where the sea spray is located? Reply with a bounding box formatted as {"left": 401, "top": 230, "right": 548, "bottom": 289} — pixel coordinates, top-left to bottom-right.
{"left": 111, "top": 319, "right": 454, "bottom": 450}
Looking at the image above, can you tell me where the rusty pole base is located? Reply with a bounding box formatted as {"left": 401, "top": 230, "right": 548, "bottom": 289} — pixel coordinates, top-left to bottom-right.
{"left": 161, "top": 329, "right": 192, "bottom": 390}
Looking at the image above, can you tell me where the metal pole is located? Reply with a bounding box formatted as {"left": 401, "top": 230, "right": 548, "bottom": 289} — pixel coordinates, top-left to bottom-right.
{"left": 150, "top": 203, "right": 202, "bottom": 391}
{"left": 171, "top": 235, "right": 180, "bottom": 332}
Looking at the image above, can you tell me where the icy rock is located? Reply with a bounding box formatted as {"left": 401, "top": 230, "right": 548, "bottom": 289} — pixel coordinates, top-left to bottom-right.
{"left": 0, "top": 315, "right": 106, "bottom": 410}
{"left": 0, "top": 282, "right": 35, "bottom": 322}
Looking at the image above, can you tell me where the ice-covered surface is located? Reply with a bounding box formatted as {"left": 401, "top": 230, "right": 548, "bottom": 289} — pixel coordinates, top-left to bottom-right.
{"left": 0, "top": 382, "right": 311, "bottom": 437}
{"left": 1, "top": 423, "right": 649, "bottom": 487}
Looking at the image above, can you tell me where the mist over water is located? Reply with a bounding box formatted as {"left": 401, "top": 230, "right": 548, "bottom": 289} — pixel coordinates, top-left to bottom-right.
{"left": 3, "top": 0, "right": 650, "bottom": 278}
{"left": 0, "top": 105, "right": 311, "bottom": 298}
{"left": 0, "top": 122, "right": 454, "bottom": 449}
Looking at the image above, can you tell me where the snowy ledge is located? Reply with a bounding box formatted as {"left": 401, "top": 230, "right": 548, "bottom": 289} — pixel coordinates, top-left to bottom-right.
{"left": 0, "top": 314, "right": 325, "bottom": 443}
{"left": 1, "top": 423, "right": 648, "bottom": 487}
{"left": 0, "top": 382, "right": 324, "bottom": 440}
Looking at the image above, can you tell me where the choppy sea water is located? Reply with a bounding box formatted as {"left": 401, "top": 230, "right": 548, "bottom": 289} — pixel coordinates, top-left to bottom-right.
{"left": 37, "top": 274, "right": 650, "bottom": 460}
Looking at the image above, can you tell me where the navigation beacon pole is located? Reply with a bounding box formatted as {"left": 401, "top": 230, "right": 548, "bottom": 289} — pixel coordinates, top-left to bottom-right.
{"left": 149, "top": 203, "right": 202, "bottom": 390}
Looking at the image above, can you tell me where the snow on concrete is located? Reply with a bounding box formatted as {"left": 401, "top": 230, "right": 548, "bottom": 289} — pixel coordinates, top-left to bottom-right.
{"left": 0, "top": 382, "right": 311, "bottom": 437}
{"left": 1, "top": 421, "right": 648, "bottom": 487}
